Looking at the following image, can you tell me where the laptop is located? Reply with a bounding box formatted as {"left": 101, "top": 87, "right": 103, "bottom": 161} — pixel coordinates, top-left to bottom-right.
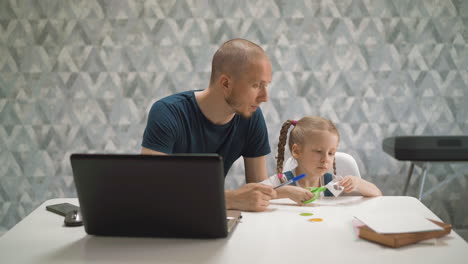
{"left": 70, "top": 153, "right": 241, "bottom": 238}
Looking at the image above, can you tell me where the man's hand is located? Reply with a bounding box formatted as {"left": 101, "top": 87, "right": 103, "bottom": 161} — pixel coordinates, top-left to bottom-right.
{"left": 225, "top": 183, "right": 277, "bottom": 212}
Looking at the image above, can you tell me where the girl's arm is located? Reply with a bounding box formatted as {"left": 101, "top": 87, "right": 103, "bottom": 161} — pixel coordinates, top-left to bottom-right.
{"left": 340, "top": 176, "right": 382, "bottom": 197}
{"left": 275, "top": 186, "right": 315, "bottom": 204}
{"left": 261, "top": 175, "right": 315, "bottom": 204}
{"left": 356, "top": 178, "right": 382, "bottom": 197}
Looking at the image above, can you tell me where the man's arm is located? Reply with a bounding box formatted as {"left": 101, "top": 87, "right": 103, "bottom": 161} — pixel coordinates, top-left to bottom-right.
{"left": 142, "top": 101, "right": 178, "bottom": 155}
{"left": 141, "top": 147, "right": 167, "bottom": 155}
{"left": 224, "top": 155, "right": 276, "bottom": 212}
{"left": 225, "top": 183, "right": 276, "bottom": 212}
{"left": 243, "top": 155, "right": 268, "bottom": 183}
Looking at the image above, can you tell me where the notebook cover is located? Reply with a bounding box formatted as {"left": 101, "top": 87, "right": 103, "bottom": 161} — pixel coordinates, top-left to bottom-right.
{"left": 358, "top": 219, "right": 452, "bottom": 248}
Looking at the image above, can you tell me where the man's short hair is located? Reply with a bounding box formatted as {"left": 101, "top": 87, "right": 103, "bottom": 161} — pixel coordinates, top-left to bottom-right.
{"left": 210, "top": 39, "right": 267, "bottom": 85}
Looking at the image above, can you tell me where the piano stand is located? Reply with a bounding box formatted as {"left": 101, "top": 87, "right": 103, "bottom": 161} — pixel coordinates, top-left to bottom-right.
{"left": 403, "top": 162, "right": 430, "bottom": 200}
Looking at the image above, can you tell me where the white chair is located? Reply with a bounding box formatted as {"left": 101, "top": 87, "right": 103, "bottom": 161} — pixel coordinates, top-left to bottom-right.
{"left": 283, "top": 152, "right": 361, "bottom": 178}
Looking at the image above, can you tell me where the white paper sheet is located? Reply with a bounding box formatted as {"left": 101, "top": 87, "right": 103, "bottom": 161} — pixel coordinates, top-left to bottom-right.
{"left": 353, "top": 212, "right": 443, "bottom": 234}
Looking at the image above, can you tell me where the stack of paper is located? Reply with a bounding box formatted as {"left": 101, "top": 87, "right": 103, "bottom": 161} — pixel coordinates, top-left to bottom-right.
{"left": 354, "top": 212, "right": 443, "bottom": 234}
{"left": 353, "top": 212, "right": 451, "bottom": 248}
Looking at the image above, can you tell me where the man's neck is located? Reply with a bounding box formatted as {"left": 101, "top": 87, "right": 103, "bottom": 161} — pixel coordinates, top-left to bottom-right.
{"left": 195, "top": 87, "right": 236, "bottom": 125}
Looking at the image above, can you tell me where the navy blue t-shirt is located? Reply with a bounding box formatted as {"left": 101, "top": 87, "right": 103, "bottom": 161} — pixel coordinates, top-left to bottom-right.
{"left": 142, "top": 90, "right": 271, "bottom": 176}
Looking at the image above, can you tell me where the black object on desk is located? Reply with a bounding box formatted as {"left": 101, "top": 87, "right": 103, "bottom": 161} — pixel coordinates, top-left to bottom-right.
{"left": 46, "top": 203, "right": 80, "bottom": 216}
{"left": 383, "top": 136, "right": 468, "bottom": 199}
{"left": 64, "top": 210, "right": 83, "bottom": 227}
{"left": 70, "top": 153, "right": 231, "bottom": 238}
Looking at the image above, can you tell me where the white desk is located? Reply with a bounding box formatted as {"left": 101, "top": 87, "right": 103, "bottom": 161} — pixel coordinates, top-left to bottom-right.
{"left": 0, "top": 196, "right": 467, "bottom": 264}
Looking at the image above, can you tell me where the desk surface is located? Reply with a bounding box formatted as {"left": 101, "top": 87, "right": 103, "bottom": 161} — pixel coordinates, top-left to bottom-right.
{"left": 0, "top": 196, "right": 467, "bottom": 264}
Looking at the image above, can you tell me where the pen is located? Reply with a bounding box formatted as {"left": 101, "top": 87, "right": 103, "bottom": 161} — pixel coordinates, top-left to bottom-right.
{"left": 274, "top": 173, "right": 306, "bottom": 189}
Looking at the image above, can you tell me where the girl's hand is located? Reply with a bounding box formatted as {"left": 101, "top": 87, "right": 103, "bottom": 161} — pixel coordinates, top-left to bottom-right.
{"left": 280, "top": 186, "right": 315, "bottom": 205}
{"left": 339, "top": 176, "right": 361, "bottom": 193}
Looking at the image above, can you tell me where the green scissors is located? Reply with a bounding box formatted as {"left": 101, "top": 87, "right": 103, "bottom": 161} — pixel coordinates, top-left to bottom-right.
{"left": 302, "top": 186, "right": 327, "bottom": 203}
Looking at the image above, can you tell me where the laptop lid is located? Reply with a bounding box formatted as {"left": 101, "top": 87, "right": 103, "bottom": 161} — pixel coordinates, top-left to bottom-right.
{"left": 70, "top": 153, "right": 233, "bottom": 238}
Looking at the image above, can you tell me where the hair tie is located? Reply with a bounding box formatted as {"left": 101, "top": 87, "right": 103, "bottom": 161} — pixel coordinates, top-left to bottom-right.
{"left": 277, "top": 173, "right": 284, "bottom": 179}
{"left": 291, "top": 120, "right": 297, "bottom": 126}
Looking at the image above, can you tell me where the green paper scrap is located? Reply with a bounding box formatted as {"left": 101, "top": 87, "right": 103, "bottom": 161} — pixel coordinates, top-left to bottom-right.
{"left": 300, "top": 213, "right": 314, "bottom": 216}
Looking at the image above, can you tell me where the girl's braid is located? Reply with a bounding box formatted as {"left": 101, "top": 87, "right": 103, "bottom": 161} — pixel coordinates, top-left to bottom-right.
{"left": 276, "top": 120, "right": 295, "bottom": 183}
{"left": 333, "top": 159, "right": 337, "bottom": 175}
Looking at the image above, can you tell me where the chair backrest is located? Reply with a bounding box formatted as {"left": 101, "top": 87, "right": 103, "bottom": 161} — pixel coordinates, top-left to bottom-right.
{"left": 283, "top": 152, "right": 361, "bottom": 178}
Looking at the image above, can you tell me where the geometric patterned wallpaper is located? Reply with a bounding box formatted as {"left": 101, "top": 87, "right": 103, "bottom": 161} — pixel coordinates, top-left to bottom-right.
{"left": 1, "top": 0, "right": 467, "bottom": 237}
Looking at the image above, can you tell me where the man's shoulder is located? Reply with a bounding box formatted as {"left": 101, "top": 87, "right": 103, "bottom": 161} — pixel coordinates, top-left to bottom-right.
{"left": 157, "top": 90, "right": 196, "bottom": 106}
{"left": 150, "top": 90, "right": 199, "bottom": 114}
{"left": 147, "top": 90, "right": 200, "bottom": 122}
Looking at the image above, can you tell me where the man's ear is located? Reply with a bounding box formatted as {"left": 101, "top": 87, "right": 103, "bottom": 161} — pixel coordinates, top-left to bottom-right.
{"left": 291, "top": 144, "right": 301, "bottom": 159}
{"left": 219, "top": 74, "right": 231, "bottom": 93}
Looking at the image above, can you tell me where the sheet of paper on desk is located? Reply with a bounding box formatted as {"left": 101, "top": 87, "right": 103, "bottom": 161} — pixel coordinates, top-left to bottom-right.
{"left": 353, "top": 212, "right": 444, "bottom": 234}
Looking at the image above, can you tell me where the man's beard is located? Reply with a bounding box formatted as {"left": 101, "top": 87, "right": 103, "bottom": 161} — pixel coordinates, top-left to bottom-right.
{"left": 225, "top": 93, "right": 253, "bottom": 119}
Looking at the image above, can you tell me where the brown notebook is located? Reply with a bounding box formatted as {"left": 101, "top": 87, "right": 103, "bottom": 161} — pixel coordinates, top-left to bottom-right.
{"left": 358, "top": 219, "right": 452, "bottom": 248}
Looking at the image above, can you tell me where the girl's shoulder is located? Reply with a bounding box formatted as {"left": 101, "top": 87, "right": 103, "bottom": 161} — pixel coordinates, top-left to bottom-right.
{"left": 323, "top": 172, "right": 333, "bottom": 184}
{"left": 283, "top": 170, "right": 295, "bottom": 180}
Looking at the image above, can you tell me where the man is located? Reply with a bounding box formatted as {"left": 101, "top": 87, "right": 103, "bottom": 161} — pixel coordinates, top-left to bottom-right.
{"left": 141, "top": 38, "right": 276, "bottom": 211}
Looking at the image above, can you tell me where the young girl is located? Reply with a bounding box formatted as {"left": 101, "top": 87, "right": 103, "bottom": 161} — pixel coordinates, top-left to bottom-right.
{"left": 263, "top": 116, "right": 382, "bottom": 204}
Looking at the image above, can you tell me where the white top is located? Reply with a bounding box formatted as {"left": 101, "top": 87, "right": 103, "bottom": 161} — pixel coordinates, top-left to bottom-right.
{"left": 261, "top": 172, "right": 283, "bottom": 186}
{"left": 261, "top": 169, "right": 326, "bottom": 186}
{"left": 0, "top": 197, "right": 467, "bottom": 264}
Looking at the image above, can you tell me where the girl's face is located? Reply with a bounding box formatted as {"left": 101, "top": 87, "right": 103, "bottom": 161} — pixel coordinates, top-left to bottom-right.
{"left": 292, "top": 130, "right": 339, "bottom": 177}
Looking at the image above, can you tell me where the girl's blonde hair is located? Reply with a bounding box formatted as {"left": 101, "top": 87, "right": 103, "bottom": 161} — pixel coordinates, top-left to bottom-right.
{"left": 276, "top": 116, "right": 340, "bottom": 181}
